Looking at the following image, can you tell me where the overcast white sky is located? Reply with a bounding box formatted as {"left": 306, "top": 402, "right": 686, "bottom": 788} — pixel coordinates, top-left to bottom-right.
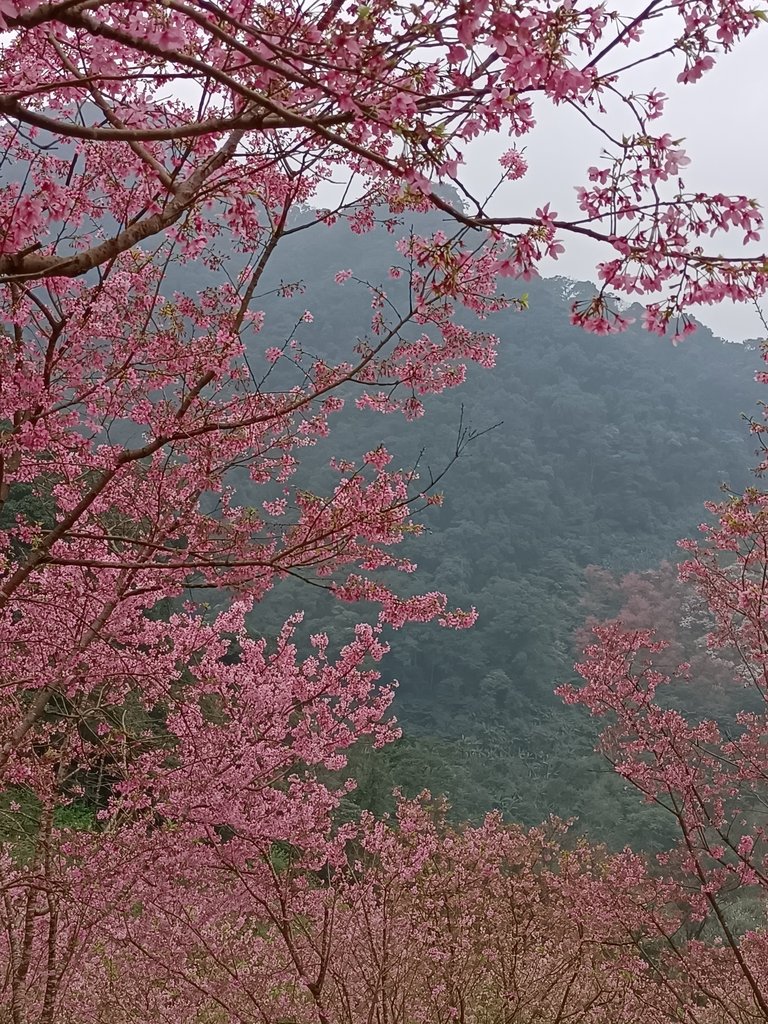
{"left": 463, "top": 24, "right": 768, "bottom": 342}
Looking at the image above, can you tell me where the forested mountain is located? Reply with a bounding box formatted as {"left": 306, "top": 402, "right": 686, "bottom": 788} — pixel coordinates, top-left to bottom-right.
{"left": 2, "top": 190, "right": 756, "bottom": 846}
{"left": 189, "top": 211, "right": 766, "bottom": 848}
{"left": 3, "top": 200, "right": 759, "bottom": 849}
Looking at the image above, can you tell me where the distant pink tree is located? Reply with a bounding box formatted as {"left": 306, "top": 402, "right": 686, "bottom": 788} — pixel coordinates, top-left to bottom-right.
{"left": 577, "top": 562, "right": 741, "bottom": 698}
{"left": 1, "top": 0, "right": 768, "bottom": 1018}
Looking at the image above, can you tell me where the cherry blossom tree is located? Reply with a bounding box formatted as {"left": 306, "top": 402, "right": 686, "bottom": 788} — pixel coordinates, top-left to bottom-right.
{"left": 4, "top": 794, "right": 703, "bottom": 1024}
{"left": 1, "top": 0, "right": 768, "bottom": 1019}
{"left": 576, "top": 562, "right": 743, "bottom": 703}
{"left": 561, "top": 486, "right": 768, "bottom": 1020}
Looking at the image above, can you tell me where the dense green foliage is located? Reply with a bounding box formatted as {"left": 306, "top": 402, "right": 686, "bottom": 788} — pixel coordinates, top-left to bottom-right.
{"left": 8, "top": 210, "right": 761, "bottom": 849}
{"left": 208, "top": 214, "right": 764, "bottom": 848}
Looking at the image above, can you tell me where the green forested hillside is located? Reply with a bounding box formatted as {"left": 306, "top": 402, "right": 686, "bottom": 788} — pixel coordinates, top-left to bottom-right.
{"left": 1, "top": 205, "right": 762, "bottom": 848}
{"left": 194, "top": 212, "right": 766, "bottom": 848}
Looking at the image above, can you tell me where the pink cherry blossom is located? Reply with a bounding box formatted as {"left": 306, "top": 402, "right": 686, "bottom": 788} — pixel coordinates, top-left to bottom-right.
{"left": 1, "top": 0, "right": 768, "bottom": 1016}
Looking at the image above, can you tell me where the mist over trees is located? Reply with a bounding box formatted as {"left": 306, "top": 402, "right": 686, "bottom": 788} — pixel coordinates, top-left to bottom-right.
{"left": 224, "top": 226, "right": 765, "bottom": 840}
